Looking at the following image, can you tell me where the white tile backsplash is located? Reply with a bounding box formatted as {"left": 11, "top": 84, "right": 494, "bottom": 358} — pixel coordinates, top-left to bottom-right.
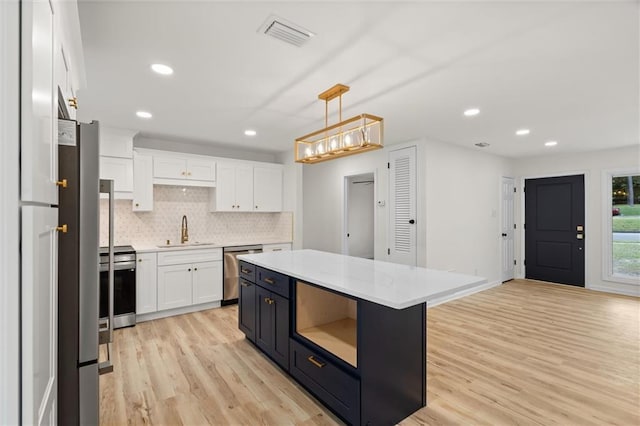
{"left": 99, "top": 185, "right": 292, "bottom": 246}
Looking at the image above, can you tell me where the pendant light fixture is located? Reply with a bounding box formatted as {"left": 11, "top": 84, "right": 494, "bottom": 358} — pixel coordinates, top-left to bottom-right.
{"left": 295, "top": 84, "right": 383, "bottom": 164}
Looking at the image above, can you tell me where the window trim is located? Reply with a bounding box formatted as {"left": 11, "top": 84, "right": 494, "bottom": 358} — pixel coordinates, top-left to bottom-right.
{"left": 602, "top": 167, "right": 640, "bottom": 285}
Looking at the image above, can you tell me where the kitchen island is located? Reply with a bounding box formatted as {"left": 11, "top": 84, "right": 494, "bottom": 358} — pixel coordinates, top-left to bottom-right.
{"left": 237, "top": 249, "right": 486, "bottom": 425}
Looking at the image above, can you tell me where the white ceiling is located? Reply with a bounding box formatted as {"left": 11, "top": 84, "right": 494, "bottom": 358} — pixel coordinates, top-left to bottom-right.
{"left": 76, "top": 1, "right": 639, "bottom": 158}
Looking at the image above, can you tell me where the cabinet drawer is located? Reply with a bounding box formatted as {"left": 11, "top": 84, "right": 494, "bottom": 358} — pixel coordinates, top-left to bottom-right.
{"left": 157, "top": 248, "right": 222, "bottom": 266}
{"left": 257, "top": 267, "right": 289, "bottom": 298}
{"left": 239, "top": 261, "right": 256, "bottom": 283}
{"left": 290, "top": 339, "right": 360, "bottom": 426}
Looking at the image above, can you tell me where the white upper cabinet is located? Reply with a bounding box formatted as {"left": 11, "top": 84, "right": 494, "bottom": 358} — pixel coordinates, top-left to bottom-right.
{"left": 99, "top": 127, "right": 135, "bottom": 158}
{"left": 253, "top": 166, "right": 283, "bottom": 212}
{"left": 99, "top": 126, "right": 136, "bottom": 199}
{"left": 21, "top": 0, "right": 57, "bottom": 205}
{"left": 132, "top": 151, "right": 153, "bottom": 211}
{"left": 210, "top": 163, "right": 253, "bottom": 212}
{"left": 153, "top": 155, "right": 216, "bottom": 186}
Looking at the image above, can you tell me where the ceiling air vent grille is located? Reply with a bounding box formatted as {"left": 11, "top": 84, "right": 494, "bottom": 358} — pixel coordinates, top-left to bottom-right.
{"left": 259, "top": 15, "right": 314, "bottom": 47}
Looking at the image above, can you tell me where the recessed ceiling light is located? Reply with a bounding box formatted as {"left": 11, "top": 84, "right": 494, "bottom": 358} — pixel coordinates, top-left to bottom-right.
{"left": 136, "top": 111, "right": 152, "bottom": 119}
{"left": 474, "top": 142, "right": 490, "bottom": 148}
{"left": 516, "top": 129, "right": 530, "bottom": 136}
{"left": 545, "top": 141, "right": 558, "bottom": 147}
{"left": 464, "top": 108, "right": 480, "bottom": 117}
{"left": 244, "top": 129, "right": 257, "bottom": 136}
{"left": 151, "top": 63, "right": 173, "bottom": 75}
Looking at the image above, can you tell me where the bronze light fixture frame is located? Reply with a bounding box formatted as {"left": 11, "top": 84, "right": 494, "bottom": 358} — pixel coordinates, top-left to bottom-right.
{"left": 295, "top": 84, "right": 384, "bottom": 164}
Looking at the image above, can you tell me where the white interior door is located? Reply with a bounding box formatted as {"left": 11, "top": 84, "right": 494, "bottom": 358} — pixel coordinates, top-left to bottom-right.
{"left": 22, "top": 206, "right": 58, "bottom": 426}
{"left": 389, "top": 146, "right": 417, "bottom": 266}
{"left": 345, "top": 174, "right": 375, "bottom": 259}
{"left": 502, "top": 177, "right": 515, "bottom": 281}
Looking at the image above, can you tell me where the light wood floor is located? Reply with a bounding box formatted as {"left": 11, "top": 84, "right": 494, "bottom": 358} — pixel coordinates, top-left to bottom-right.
{"left": 100, "top": 280, "right": 640, "bottom": 425}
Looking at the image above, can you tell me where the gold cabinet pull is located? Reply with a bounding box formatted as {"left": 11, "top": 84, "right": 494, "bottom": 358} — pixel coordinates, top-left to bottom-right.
{"left": 263, "top": 277, "right": 275, "bottom": 285}
{"left": 240, "top": 282, "right": 251, "bottom": 287}
{"left": 56, "top": 224, "right": 68, "bottom": 233}
{"left": 307, "top": 356, "right": 325, "bottom": 368}
{"left": 138, "top": 259, "right": 142, "bottom": 262}
{"left": 187, "top": 172, "right": 192, "bottom": 176}
{"left": 68, "top": 97, "right": 78, "bottom": 109}
{"left": 56, "top": 179, "right": 68, "bottom": 188}
{"left": 241, "top": 268, "right": 251, "bottom": 274}
{"left": 181, "top": 171, "right": 186, "bottom": 176}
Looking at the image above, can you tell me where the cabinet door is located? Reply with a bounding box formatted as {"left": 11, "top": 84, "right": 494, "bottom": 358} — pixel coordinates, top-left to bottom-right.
{"left": 100, "top": 157, "right": 133, "bottom": 193}
{"left": 187, "top": 159, "right": 215, "bottom": 181}
{"left": 239, "top": 280, "right": 256, "bottom": 342}
{"left": 255, "top": 286, "right": 273, "bottom": 353}
{"left": 133, "top": 152, "right": 153, "bottom": 211}
{"left": 253, "top": 167, "right": 282, "bottom": 212}
{"left": 192, "top": 261, "right": 222, "bottom": 304}
{"left": 21, "top": 0, "right": 57, "bottom": 205}
{"left": 22, "top": 206, "right": 58, "bottom": 426}
{"left": 157, "top": 264, "right": 192, "bottom": 311}
{"left": 271, "top": 292, "right": 290, "bottom": 370}
{"left": 234, "top": 165, "right": 254, "bottom": 212}
{"left": 154, "top": 156, "right": 186, "bottom": 180}
{"left": 99, "top": 127, "right": 134, "bottom": 158}
{"left": 136, "top": 253, "right": 157, "bottom": 314}
{"left": 215, "top": 163, "right": 237, "bottom": 211}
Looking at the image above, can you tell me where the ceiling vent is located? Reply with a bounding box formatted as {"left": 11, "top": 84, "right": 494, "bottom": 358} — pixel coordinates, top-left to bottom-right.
{"left": 258, "top": 15, "right": 314, "bottom": 47}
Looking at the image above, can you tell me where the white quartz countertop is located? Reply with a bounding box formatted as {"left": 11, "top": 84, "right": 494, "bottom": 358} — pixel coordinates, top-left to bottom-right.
{"left": 238, "top": 249, "right": 487, "bottom": 309}
{"left": 133, "top": 238, "right": 292, "bottom": 253}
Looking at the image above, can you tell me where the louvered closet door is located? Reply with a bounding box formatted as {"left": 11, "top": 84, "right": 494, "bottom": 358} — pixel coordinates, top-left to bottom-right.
{"left": 389, "top": 146, "right": 417, "bottom": 266}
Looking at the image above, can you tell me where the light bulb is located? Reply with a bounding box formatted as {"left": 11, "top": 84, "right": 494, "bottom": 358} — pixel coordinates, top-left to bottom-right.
{"left": 330, "top": 138, "right": 337, "bottom": 150}
{"left": 344, "top": 134, "right": 352, "bottom": 146}
{"left": 305, "top": 147, "right": 313, "bottom": 157}
{"left": 317, "top": 143, "right": 324, "bottom": 154}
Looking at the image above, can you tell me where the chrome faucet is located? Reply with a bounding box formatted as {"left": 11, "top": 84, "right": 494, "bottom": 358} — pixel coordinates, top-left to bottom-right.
{"left": 181, "top": 215, "right": 189, "bottom": 244}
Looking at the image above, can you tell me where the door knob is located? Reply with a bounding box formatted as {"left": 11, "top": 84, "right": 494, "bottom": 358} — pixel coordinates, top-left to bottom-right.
{"left": 409, "top": 219, "right": 415, "bottom": 224}
{"left": 502, "top": 233, "right": 507, "bottom": 237}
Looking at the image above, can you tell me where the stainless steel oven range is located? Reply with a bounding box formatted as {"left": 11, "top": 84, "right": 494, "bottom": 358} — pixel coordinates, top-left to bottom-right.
{"left": 99, "top": 245, "right": 136, "bottom": 328}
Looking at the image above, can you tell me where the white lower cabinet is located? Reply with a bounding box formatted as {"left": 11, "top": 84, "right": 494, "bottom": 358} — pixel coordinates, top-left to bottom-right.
{"left": 157, "top": 264, "right": 193, "bottom": 311}
{"left": 155, "top": 248, "right": 223, "bottom": 312}
{"left": 136, "top": 252, "right": 157, "bottom": 314}
{"left": 192, "top": 261, "right": 223, "bottom": 304}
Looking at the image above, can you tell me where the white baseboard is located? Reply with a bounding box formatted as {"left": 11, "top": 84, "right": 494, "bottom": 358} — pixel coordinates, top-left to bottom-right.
{"left": 427, "top": 280, "right": 502, "bottom": 308}
{"left": 137, "top": 301, "right": 222, "bottom": 323}
{"left": 588, "top": 283, "right": 640, "bottom": 297}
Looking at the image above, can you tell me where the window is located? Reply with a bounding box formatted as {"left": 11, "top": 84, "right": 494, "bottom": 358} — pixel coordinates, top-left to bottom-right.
{"left": 604, "top": 170, "right": 640, "bottom": 283}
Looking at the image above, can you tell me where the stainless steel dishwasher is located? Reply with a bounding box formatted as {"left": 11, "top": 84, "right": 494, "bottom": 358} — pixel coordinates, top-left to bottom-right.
{"left": 223, "top": 245, "right": 262, "bottom": 304}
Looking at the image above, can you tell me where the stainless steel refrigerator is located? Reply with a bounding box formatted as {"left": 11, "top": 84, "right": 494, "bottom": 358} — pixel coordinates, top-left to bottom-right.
{"left": 58, "top": 119, "right": 114, "bottom": 425}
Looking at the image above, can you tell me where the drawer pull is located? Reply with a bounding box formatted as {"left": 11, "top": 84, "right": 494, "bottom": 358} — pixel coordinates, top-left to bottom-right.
{"left": 263, "top": 277, "right": 275, "bottom": 285}
{"left": 272, "top": 248, "right": 282, "bottom": 251}
{"left": 241, "top": 282, "right": 251, "bottom": 287}
{"left": 264, "top": 297, "right": 274, "bottom": 305}
{"left": 307, "top": 356, "right": 325, "bottom": 368}
{"left": 241, "top": 268, "right": 252, "bottom": 274}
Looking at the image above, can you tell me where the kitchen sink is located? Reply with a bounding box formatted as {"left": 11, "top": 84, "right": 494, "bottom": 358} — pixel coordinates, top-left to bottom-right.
{"left": 156, "top": 242, "right": 217, "bottom": 249}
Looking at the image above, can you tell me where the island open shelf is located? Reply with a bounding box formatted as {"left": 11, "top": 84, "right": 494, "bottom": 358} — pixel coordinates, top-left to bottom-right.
{"left": 295, "top": 281, "right": 357, "bottom": 367}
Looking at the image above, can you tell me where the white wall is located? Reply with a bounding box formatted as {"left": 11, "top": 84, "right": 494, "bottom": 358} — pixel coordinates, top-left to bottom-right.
{"left": 135, "top": 134, "right": 278, "bottom": 163}
{"left": 0, "top": 0, "right": 21, "bottom": 423}
{"left": 300, "top": 138, "right": 512, "bottom": 284}
{"left": 278, "top": 150, "right": 304, "bottom": 249}
{"left": 424, "top": 140, "right": 512, "bottom": 283}
{"left": 512, "top": 145, "right": 640, "bottom": 296}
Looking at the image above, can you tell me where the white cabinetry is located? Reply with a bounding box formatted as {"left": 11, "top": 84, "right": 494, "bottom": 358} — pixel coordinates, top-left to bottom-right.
{"left": 153, "top": 155, "right": 216, "bottom": 186}
{"left": 55, "top": 43, "right": 76, "bottom": 120}
{"left": 99, "top": 126, "right": 136, "bottom": 199}
{"left": 157, "top": 264, "right": 193, "bottom": 310}
{"left": 21, "top": 0, "right": 57, "bottom": 205}
{"left": 253, "top": 167, "right": 283, "bottom": 212}
{"left": 136, "top": 252, "right": 157, "bottom": 315}
{"left": 156, "top": 248, "right": 223, "bottom": 311}
{"left": 209, "top": 163, "right": 254, "bottom": 211}
{"left": 263, "top": 243, "right": 292, "bottom": 252}
{"left": 132, "top": 151, "right": 153, "bottom": 212}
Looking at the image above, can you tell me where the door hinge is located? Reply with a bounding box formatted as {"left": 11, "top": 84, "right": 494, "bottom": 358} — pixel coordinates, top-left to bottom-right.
{"left": 513, "top": 187, "right": 516, "bottom": 193}
{"left": 387, "top": 162, "right": 390, "bottom": 169}
{"left": 514, "top": 223, "right": 516, "bottom": 229}
{"left": 387, "top": 248, "right": 390, "bottom": 255}
{"left": 514, "top": 259, "right": 516, "bottom": 265}
{"left": 524, "top": 223, "right": 526, "bottom": 229}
